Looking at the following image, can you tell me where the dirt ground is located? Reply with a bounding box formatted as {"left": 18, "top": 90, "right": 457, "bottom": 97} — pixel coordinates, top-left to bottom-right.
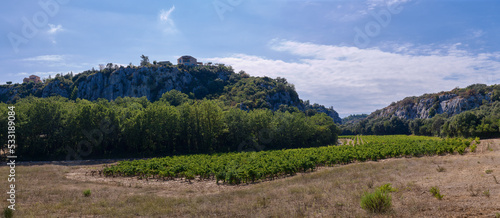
{"left": 1, "top": 139, "right": 499, "bottom": 217}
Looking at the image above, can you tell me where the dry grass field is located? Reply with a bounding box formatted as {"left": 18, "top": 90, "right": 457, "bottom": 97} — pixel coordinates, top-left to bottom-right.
{"left": 1, "top": 139, "right": 499, "bottom": 217}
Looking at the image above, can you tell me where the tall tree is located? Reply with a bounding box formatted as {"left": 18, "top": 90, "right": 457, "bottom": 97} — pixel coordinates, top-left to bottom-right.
{"left": 140, "top": 54, "right": 150, "bottom": 67}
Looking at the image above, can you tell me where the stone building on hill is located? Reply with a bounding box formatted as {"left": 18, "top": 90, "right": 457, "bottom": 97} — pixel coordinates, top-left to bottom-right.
{"left": 177, "top": 55, "right": 202, "bottom": 66}
{"left": 23, "top": 75, "right": 42, "bottom": 83}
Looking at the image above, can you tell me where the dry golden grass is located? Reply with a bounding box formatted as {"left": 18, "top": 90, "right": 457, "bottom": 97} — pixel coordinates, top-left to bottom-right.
{"left": 1, "top": 139, "right": 499, "bottom": 217}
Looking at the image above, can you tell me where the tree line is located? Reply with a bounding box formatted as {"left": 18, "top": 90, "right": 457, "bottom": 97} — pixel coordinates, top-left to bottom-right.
{"left": 0, "top": 90, "right": 340, "bottom": 161}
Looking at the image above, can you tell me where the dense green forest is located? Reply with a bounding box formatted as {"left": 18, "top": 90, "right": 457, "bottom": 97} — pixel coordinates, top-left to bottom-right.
{"left": 0, "top": 92, "right": 340, "bottom": 161}
{"left": 342, "top": 101, "right": 500, "bottom": 138}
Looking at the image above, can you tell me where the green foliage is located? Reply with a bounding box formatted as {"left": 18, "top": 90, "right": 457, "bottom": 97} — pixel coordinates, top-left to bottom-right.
{"left": 70, "top": 86, "right": 78, "bottom": 100}
{"left": 10, "top": 96, "right": 340, "bottom": 161}
{"left": 342, "top": 84, "right": 500, "bottom": 138}
{"left": 140, "top": 54, "right": 150, "bottom": 67}
{"left": 378, "top": 183, "right": 397, "bottom": 193}
{"left": 342, "top": 116, "right": 411, "bottom": 136}
{"left": 483, "top": 189, "right": 490, "bottom": 198}
{"left": 430, "top": 186, "right": 444, "bottom": 200}
{"left": 470, "top": 144, "right": 478, "bottom": 154}
{"left": 103, "top": 135, "right": 472, "bottom": 185}
{"left": 159, "top": 89, "right": 189, "bottom": 106}
{"left": 83, "top": 189, "right": 91, "bottom": 197}
{"left": 342, "top": 114, "right": 368, "bottom": 124}
{"left": 3, "top": 207, "right": 13, "bottom": 218}
{"left": 360, "top": 189, "right": 392, "bottom": 213}
{"left": 219, "top": 76, "right": 300, "bottom": 110}
{"left": 1, "top": 64, "right": 341, "bottom": 128}
{"left": 485, "top": 169, "right": 493, "bottom": 174}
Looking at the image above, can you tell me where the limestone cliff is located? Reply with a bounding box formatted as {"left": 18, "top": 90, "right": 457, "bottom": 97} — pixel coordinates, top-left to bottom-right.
{"left": 369, "top": 84, "right": 499, "bottom": 120}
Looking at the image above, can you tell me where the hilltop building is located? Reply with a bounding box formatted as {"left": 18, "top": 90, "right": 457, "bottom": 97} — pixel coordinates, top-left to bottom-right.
{"left": 177, "top": 55, "right": 202, "bottom": 66}
{"left": 23, "top": 75, "right": 42, "bottom": 83}
{"left": 157, "top": 61, "right": 172, "bottom": 66}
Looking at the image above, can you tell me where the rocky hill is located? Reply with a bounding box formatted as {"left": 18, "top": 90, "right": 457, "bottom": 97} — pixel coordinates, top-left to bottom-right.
{"left": 0, "top": 63, "right": 341, "bottom": 123}
{"left": 341, "top": 84, "right": 500, "bottom": 137}
{"left": 369, "top": 84, "right": 500, "bottom": 120}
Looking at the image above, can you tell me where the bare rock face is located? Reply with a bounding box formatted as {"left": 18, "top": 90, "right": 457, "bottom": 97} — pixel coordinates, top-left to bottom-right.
{"left": 371, "top": 92, "right": 493, "bottom": 120}
{"left": 75, "top": 67, "right": 198, "bottom": 101}
{"left": 42, "top": 80, "right": 70, "bottom": 98}
{"left": 266, "top": 91, "right": 303, "bottom": 111}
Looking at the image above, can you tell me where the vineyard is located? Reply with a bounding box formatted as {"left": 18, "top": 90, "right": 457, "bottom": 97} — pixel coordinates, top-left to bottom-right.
{"left": 102, "top": 135, "right": 477, "bottom": 185}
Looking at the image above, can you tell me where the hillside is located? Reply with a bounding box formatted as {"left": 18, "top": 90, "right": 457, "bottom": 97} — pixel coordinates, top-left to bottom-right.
{"left": 342, "top": 84, "right": 500, "bottom": 137}
{"left": 0, "top": 63, "right": 340, "bottom": 123}
{"left": 370, "top": 84, "right": 500, "bottom": 120}
{"left": 341, "top": 114, "right": 369, "bottom": 125}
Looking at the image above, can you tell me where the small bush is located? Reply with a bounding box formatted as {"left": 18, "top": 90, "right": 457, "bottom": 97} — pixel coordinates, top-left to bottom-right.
{"left": 470, "top": 143, "right": 477, "bottom": 152}
{"left": 483, "top": 190, "right": 490, "bottom": 198}
{"left": 430, "top": 186, "right": 444, "bottom": 200}
{"left": 436, "top": 165, "right": 446, "bottom": 172}
{"left": 485, "top": 170, "right": 493, "bottom": 174}
{"left": 83, "top": 189, "right": 91, "bottom": 197}
{"left": 378, "top": 183, "right": 398, "bottom": 193}
{"left": 360, "top": 189, "right": 392, "bottom": 213}
{"left": 3, "top": 207, "right": 13, "bottom": 218}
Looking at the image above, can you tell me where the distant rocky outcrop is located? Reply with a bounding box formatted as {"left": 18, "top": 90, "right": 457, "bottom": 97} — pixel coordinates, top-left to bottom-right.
{"left": 369, "top": 84, "right": 498, "bottom": 120}
{"left": 74, "top": 66, "right": 199, "bottom": 101}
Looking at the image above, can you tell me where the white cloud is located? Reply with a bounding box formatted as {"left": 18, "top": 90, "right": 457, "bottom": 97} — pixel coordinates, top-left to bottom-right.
{"left": 48, "top": 24, "right": 63, "bottom": 34}
{"left": 23, "top": 55, "right": 65, "bottom": 62}
{"left": 159, "top": 6, "right": 177, "bottom": 34}
{"left": 160, "top": 6, "right": 175, "bottom": 22}
{"left": 207, "top": 40, "right": 500, "bottom": 117}
{"left": 47, "top": 24, "right": 64, "bottom": 44}
{"left": 469, "top": 29, "right": 485, "bottom": 39}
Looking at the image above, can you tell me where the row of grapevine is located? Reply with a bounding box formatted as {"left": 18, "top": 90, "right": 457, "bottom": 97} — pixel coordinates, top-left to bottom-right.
{"left": 102, "top": 135, "right": 473, "bottom": 185}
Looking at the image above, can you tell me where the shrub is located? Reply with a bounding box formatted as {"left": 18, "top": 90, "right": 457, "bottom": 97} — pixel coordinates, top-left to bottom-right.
{"left": 378, "top": 183, "right": 398, "bottom": 193}
{"left": 485, "top": 170, "right": 493, "bottom": 174}
{"left": 360, "top": 189, "right": 392, "bottom": 213}
{"left": 470, "top": 143, "right": 477, "bottom": 152}
{"left": 436, "top": 165, "right": 446, "bottom": 172}
{"left": 430, "top": 186, "right": 444, "bottom": 200}
{"left": 83, "top": 189, "right": 91, "bottom": 197}
{"left": 3, "top": 207, "right": 13, "bottom": 218}
{"left": 483, "top": 190, "right": 490, "bottom": 198}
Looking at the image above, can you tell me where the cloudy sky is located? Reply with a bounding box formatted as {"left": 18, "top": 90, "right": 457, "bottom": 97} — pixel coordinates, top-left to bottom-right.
{"left": 1, "top": 0, "right": 499, "bottom": 117}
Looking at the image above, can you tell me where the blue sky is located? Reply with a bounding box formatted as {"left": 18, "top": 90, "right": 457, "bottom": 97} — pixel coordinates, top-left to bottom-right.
{"left": 1, "top": 0, "right": 500, "bottom": 117}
